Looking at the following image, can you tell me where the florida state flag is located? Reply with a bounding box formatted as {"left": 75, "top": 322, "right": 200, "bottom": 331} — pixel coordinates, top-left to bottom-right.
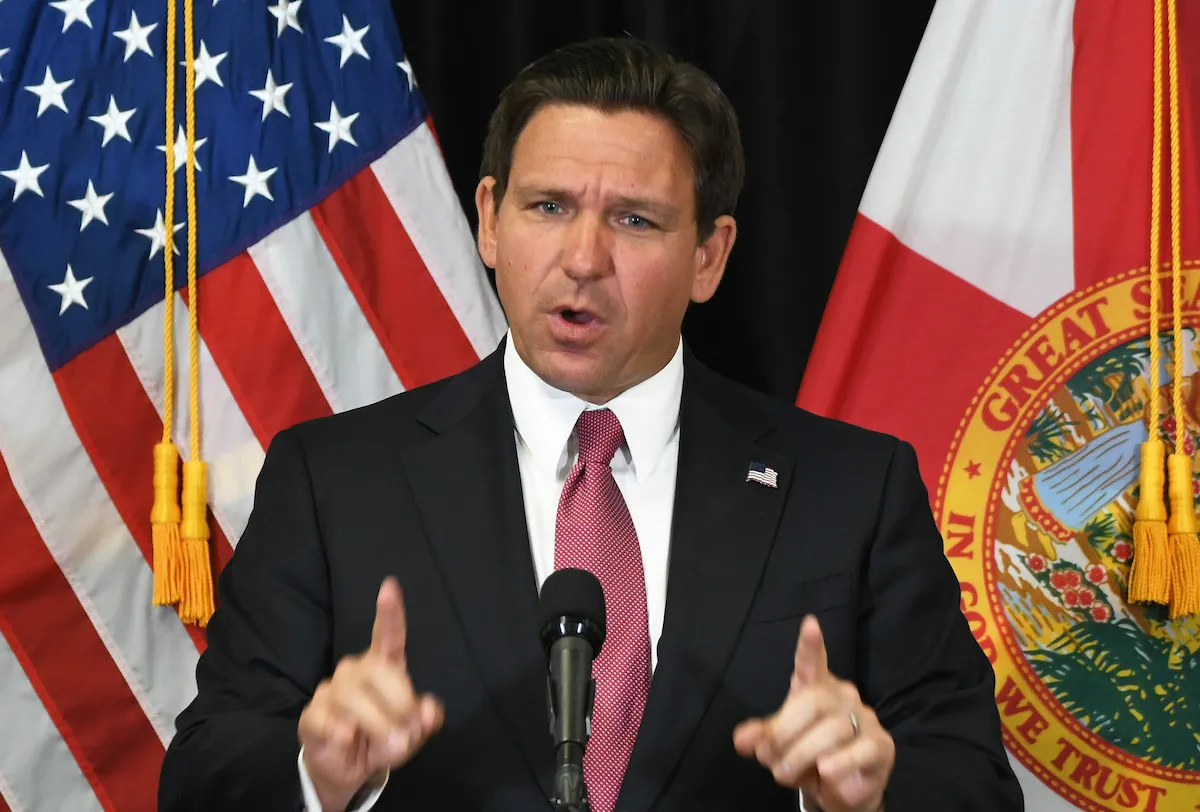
{"left": 799, "top": 2, "right": 1200, "bottom": 809}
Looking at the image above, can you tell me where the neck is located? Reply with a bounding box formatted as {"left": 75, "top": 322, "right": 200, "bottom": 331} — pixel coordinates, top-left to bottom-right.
{"left": 508, "top": 334, "right": 682, "bottom": 406}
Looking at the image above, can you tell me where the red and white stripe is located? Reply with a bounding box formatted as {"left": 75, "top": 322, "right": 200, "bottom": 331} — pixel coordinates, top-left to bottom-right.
{"left": 0, "top": 631, "right": 105, "bottom": 812}
{"left": 0, "top": 123, "right": 505, "bottom": 811}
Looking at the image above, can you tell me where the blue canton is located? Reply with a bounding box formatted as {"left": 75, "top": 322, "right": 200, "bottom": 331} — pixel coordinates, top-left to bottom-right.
{"left": 0, "top": 0, "right": 427, "bottom": 371}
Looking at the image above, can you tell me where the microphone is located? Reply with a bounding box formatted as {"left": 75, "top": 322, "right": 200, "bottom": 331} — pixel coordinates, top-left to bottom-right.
{"left": 539, "top": 568, "right": 607, "bottom": 812}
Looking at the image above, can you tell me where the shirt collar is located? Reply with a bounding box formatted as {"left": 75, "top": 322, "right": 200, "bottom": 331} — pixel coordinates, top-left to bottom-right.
{"left": 504, "top": 331, "right": 684, "bottom": 482}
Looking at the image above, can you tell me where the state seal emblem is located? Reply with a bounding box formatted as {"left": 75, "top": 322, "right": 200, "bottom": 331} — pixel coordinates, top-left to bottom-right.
{"left": 938, "top": 268, "right": 1200, "bottom": 811}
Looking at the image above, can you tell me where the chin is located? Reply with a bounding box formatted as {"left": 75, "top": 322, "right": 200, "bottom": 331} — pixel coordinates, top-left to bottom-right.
{"left": 529, "top": 355, "right": 613, "bottom": 399}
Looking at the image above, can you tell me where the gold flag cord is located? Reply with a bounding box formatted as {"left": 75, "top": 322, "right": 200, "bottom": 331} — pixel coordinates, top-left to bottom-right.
{"left": 178, "top": 0, "right": 214, "bottom": 627}
{"left": 1132, "top": 0, "right": 1200, "bottom": 618}
{"left": 150, "top": 0, "right": 183, "bottom": 609}
{"left": 1131, "top": 0, "right": 1170, "bottom": 605}
{"left": 151, "top": 0, "right": 214, "bottom": 626}
{"left": 1163, "top": 0, "right": 1200, "bottom": 618}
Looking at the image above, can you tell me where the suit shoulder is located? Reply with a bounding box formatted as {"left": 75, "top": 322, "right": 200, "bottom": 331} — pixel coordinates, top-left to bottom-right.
{"left": 780, "top": 402, "right": 905, "bottom": 458}
{"left": 703, "top": 367, "right": 907, "bottom": 462}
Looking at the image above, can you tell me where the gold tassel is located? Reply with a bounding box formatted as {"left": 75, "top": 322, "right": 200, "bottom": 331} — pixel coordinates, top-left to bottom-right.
{"left": 1166, "top": 454, "right": 1200, "bottom": 618}
{"left": 1130, "top": 439, "right": 1170, "bottom": 604}
{"left": 151, "top": 442, "right": 183, "bottom": 606}
{"left": 179, "top": 460, "right": 213, "bottom": 626}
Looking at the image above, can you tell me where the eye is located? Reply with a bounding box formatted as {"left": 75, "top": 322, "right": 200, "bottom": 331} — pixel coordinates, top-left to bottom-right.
{"left": 534, "top": 201, "right": 563, "bottom": 215}
{"left": 620, "top": 213, "right": 656, "bottom": 230}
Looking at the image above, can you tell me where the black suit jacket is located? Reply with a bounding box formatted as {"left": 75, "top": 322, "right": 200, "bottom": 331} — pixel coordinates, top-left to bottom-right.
{"left": 159, "top": 343, "right": 1022, "bottom": 811}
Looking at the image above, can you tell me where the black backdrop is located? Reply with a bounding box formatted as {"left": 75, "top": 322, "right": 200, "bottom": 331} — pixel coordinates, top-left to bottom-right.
{"left": 388, "top": 1, "right": 936, "bottom": 401}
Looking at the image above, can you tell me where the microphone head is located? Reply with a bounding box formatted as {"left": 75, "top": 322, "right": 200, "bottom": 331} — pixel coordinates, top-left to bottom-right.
{"left": 538, "top": 568, "right": 607, "bottom": 656}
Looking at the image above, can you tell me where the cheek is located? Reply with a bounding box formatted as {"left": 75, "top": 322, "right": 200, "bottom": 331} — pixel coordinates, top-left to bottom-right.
{"left": 619, "top": 255, "right": 696, "bottom": 323}
{"left": 494, "top": 237, "right": 541, "bottom": 303}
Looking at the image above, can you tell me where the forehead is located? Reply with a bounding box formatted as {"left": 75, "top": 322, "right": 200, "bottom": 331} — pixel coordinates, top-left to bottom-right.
{"left": 509, "top": 104, "right": 694, "bottom": 203}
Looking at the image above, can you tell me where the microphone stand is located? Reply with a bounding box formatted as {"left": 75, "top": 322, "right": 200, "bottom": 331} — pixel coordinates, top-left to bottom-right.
{"left": 550, "top": 740, "right": 591, "bottom": 812}
{"left": 545, "top": 622, "right": 597, "bottom": 812}
{"left": 540, "top": 600, "right": 604, "bottom": 812}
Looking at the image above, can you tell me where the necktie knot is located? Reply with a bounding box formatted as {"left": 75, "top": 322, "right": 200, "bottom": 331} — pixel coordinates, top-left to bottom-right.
{"left": 575, "top": 408, "right": 625, "bottom": 465}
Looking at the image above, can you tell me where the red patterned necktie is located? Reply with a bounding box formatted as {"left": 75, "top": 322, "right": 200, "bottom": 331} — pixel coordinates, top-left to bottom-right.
{"left": 554, "top": 408, "right": 652, "bottom": 812}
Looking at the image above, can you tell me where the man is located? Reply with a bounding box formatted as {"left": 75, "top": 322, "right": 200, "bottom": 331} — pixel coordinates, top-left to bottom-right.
{"left": 158, "top": 37, "right": 1022, "bottom": 812}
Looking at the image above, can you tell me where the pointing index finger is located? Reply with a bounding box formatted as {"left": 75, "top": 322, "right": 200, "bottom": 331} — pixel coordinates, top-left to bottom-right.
{"left": 371, "top": 576, "right": 407, "bottom": 666}
{"left": 792, "top": 615, "right": 828, "bottom": 688}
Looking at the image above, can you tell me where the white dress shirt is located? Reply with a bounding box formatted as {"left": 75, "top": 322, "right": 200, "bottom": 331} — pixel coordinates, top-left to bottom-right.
{"left": 300, "top": 334, "right": 683, "bottom": 810}
{"left": 506, "top": 333, "right": 682, "bottom": 672}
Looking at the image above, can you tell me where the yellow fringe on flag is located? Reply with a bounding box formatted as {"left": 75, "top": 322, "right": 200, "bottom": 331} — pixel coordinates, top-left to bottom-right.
{"left": 180, "top": 460, "right": 214, "bottom": 625}
{"left": 152, "top": 0, "right": 214, "bottom": 626}
{"left": 1167, "top": 454, "right": 1200, "bottom": 617}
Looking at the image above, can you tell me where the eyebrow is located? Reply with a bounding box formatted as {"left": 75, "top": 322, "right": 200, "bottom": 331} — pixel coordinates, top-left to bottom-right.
{"left": 611, "top": 195, "right": 678, "bottom": 220}
{"left": 512, "top": 186, "right": 679, "bottom": 220}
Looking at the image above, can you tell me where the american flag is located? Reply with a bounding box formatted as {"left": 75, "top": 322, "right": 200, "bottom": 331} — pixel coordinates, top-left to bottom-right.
{"left": 0, "top": 1, "right": 505, "bottom": 809}
{"left": 745, "top": 461, "right": 778, "bottom": 488}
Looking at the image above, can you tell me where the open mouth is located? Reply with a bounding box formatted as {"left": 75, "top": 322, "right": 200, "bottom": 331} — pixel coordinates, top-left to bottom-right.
{"left": 559, "top": 308, "right": 596, "bottom": 325}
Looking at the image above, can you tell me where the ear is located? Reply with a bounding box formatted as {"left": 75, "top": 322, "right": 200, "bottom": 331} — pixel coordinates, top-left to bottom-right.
{"left": 475, "top": 176, "right": 499, "bottom": 269}
{"left": 690, "top": 214, "right": 737, "bottom": 303}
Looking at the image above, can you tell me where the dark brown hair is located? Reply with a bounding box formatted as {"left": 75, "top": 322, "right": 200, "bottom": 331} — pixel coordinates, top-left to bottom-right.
{"left": 480, "top": 37, "right": 744, "bottom": 240}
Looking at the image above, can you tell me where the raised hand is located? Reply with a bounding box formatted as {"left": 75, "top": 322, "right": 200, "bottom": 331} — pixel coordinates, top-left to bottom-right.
{"left": 733, "top": 616, "right": 894, "bottom": 812}
{"left": 298, "top": 577, "right": 444, "bottom": 811}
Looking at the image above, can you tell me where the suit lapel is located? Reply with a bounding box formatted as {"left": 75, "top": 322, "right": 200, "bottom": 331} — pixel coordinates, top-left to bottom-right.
{"left": 400, "top": 347, "right": 554, "bottom": 802}
{"left": 619, "top": 356, "right": 793, "bottom": 812}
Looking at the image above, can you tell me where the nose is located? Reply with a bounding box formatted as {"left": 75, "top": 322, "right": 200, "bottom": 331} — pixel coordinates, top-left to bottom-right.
{"left": 561, "top": 214, "right": 611, "bottom": 281}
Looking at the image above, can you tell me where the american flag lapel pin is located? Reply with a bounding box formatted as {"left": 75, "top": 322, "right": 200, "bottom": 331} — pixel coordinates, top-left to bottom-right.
{"left": 746, "top": 461, "right": 778, "bottom": 488}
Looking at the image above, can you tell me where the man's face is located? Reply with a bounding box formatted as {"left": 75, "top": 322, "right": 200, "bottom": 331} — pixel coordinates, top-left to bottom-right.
{"left": 476, "top": 104, "right": 736, "bottom": 403}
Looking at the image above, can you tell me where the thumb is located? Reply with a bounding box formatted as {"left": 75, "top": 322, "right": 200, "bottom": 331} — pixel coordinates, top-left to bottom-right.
{"left": 370, "top": 576, "right": 408, "bottom": 665}
{"left": 792, "top": 615, "right": 828, "bottom": 689}
{"left": 732, "top": 717, "right": 767, "bottom": 758}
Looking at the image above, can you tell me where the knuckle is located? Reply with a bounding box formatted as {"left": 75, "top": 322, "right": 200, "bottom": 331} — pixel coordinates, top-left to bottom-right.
{"left": 330, "top": 722, "right": 355, "bottom": 749}
{"left": 812, "top": 690, "right": 838, "bottom": 715}
{"left": 391, "top": 671, "right": 417, "bottom": 702}
{"left": 302, "top": 687, "right": 333, "bottom": 726}
{"left": 309, "top": 681, "right": 332, "bottom": 707}
{"left": 375, "top": 672, "right": 414, "bottom": 713}
{"left": 332, "top": 658, "right": 358, "bottom": 685}
{"left": 838, "top": 681, "right": 860, "bottom": 703}
{"left": 297, "top": 710, "right": 321, "bottom": 741}
{"left": 768, "top": 718, "right": 792, "bottom": 749}
{"left": 770, "top": 760, "right": 794, "bottom": 785}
